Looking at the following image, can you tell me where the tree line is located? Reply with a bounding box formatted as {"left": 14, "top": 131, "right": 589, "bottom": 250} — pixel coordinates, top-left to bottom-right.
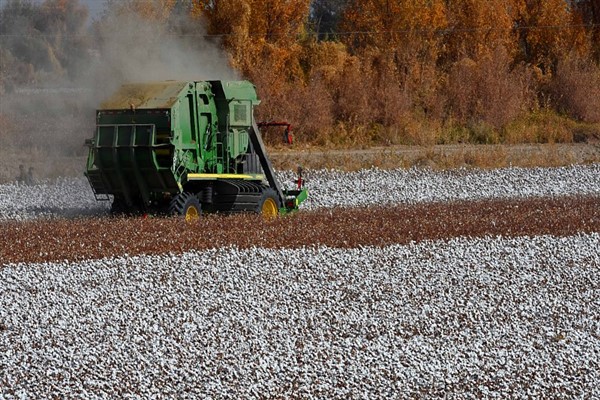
{"left": 1, "top": 0, "right": 599, "bottom": 146}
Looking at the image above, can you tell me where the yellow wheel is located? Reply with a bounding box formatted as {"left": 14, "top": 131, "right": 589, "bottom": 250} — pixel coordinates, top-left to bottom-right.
{"left": 169, "top": 192, "right": 201, "bottom": 222}
{"left": 185, "top": 204, "right": 200, "bottom": 222}
{"left": 257, "top": 189, "right": 280, "bottom": 219}
{"left": 261, "top": 197, "right": 278, "bottom": 219}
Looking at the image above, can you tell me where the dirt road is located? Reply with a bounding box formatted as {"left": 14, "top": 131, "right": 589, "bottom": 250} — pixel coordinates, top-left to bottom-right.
{"left": 271, "top": 143, "right": 600, "bottom": 170}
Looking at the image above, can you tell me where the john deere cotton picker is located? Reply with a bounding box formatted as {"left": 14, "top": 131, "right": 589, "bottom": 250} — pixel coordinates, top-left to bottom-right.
{"left": 84, "top": 80, "right": 307, "bottom": 219}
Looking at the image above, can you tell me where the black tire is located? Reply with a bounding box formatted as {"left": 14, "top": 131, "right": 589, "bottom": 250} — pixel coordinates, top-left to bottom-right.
{"left": 169, "top": 192, "right": 201, "bottom": 221}
{"left": 110, "top": 198, "right": 128, "bottom": 216}
{"left": 256, "top": 188, "right": 280, "bottom": 218}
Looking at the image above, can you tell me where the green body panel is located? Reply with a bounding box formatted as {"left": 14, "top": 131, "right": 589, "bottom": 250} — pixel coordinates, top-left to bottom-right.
{"left": 85, "top": 80, "right": 306, "bottom": 213}
{"left": 280, "top": 188, "right": 309, "bottom": 215}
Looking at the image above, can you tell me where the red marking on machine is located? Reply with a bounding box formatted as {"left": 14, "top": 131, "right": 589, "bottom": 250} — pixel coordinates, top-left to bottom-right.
{"left": 258, "top": 121, "right": 293, "bottom": 144}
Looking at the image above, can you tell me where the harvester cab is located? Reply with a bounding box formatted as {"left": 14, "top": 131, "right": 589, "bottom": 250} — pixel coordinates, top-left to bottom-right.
{"left": 84, "top": 80, "right": 308, "bottom": 219}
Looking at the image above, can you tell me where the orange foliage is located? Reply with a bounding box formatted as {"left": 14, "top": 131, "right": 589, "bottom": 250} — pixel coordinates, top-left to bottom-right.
{"left": 192, "top": 0, "right": 309, "bottom": 79}
{"left": 95, "top": 0, "right": 600, "bottom": 142}
{"left": 551, "top": 56, "right": 600, "bottom": 123}
{"left": 510, "top": 0, "right": 589, "bottom": 71}
{"left": 341, "top": 0, "right": 447, "bottom": 50}
{"left": 446, "top": 46, "right": 534, "bottom": 129}
{"left": 338, "top": 1, "right": 447, "bottom": 121}
{"left": 441, "top": 0, "right": 516, "bottom": 63}
{"left": 575, "top": 0, "right": 600, "bottom": 62}
{"left": 6, "top": 0, "right": 599, "bottom": 147}
{"left": 106, "top": 0, "right": 177, "bottom": 22}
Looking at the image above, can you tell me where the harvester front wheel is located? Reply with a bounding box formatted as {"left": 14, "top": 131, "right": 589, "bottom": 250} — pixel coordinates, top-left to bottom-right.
{"left": 169, "top": 192, "right": 201, "bottom": 222}
{"left": 257, "top": 189, "right": 280, "bottom": 219}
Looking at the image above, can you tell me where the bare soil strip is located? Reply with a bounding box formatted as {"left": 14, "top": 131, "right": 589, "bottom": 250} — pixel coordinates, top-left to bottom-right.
{"left": 1, "top": 195, "right": 599, "bottom": 264}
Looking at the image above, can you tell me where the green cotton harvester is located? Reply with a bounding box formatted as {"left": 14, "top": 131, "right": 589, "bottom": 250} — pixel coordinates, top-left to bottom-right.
{"left": 85, "top": 80, "right": 307, "bottom": 219}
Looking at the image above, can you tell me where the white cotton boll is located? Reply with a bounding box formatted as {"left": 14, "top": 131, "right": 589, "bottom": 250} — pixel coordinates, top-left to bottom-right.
{"left": 1, "top": 165, "right": 599, "bottom": 219}
{"left": 1, "top": 234, "right": 599, "bottom": 398}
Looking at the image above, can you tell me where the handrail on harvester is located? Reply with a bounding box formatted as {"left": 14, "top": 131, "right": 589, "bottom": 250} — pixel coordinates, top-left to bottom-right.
{"left": 248, "top": 120, "right": 285, "bottom": 207}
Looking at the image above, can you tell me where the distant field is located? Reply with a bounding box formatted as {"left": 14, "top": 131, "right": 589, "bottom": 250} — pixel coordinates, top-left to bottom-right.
{"left": 1, "top": 143, "right": 599, "bottom": 183}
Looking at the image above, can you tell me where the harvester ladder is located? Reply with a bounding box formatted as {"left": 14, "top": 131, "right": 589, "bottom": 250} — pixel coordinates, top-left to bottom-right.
{"left": 174, "top": 149, "right": 193, "bottom": 181}
{"left": 216, "top": 140, "right": 225, "bottom": 173}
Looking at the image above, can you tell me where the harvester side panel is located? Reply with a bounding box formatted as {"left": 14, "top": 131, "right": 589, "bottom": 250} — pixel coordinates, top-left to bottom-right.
{"left": 87, "top": 123, "right": 178, "bottom": 206}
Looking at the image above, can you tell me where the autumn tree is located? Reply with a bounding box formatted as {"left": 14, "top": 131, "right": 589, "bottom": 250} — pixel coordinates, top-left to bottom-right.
{"left": 187, "top": 0, "right": 320, "bottom": 138}
{"left": 550, "top": 56, "right": 600, "bottom": 123}
{"left": 191, "top": 0, "right": 310, "bottom": 79}
{"left": 338, "top": 1, "right": 447, "bottom": 128}
{"left": 573, "top": 0, "right": 600, "bottom": 63}
{"left": 438, "top": 1, "right": 535, "bottom": 133}
{"left": 39, "top": 0, "right": 90, "bottom": 77}
{"left": 510, "top": 0, "right": 588, "bottom": 73}
{"left": 341, "top": 0, "right": 447, "bottom": 54}
{"left": 103, "top": 0, "right": 177, "bottom": 22}
{"left": 441, "top": 0, "right": 516, "bottom": 64}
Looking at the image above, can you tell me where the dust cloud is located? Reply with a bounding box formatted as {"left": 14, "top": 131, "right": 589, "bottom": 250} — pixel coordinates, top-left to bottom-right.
{"left": 0, "top": 3, "right": 235, "bottom": 182}
{"left": 89, "top": 9, "right": 236, "bottom": 102}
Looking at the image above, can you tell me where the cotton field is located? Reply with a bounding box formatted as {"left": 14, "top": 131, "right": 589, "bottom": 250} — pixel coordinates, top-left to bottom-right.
{"left": 1, "top": 164, "right": 599, "bottom": 220}
{"left": 1, "top": 165, "right": 599, "bottom": 398}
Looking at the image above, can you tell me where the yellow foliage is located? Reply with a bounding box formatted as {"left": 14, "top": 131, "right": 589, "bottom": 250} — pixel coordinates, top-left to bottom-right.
{"left": 301, "top": 41, "right": 349, "bottom": 83}
{"left": 510, "top": 0, "right": 589, "bottom": 69}
{"left": 113, "top": 0, "right": 177, "bottom": 22}
{"left": 341, "top": 0, "right": 447, "bottom": 52}
{"left": 442, "top": 0, "right": 516, "bottom": 62}
{"left": 193, "top": 0, "right": 309, "bottom": 78}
